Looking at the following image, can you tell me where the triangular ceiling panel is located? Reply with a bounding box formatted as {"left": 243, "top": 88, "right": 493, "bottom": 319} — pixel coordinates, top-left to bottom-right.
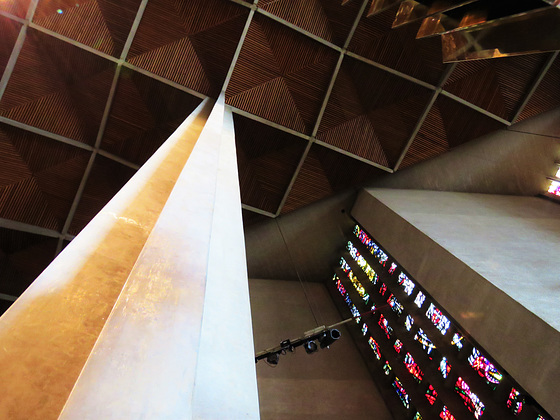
{"left": 349, "top": 6, "right": 444, "bottom": 85}
{"left": 0, "top": 131, "right": 32, "bottom": 187}
{"left": 128, "top": 0, "right": 248, "bottom": 95}
{"left": 227, "top": 77, "right": 308, "bottom": 133}
{"left": 0, "top": 177, "right": 59, "bottom": 230}
{"left": 224, "top": 18, "right": 284, "bottom": 97}
{"left": 3, "top": 91, "right": 91, "bottom": 143}
{"left": 226, "top": 14, "right": 338, "bottom": 134}
{"left": 33, "top": 1, "right": 116, "bottom": 55}
{"left": 444, "top": 54, "right": 549, "bottom": 121}
{"left": 128, "top": 37, "right": 211, "bottom": 93}
{"left": 0, "top": 0, "right": 30, "bottom": 18}
{"left": 519, "top": 55, "right": 560, "bottom": 122}
{"left": 281, "top": 147, "right": 333, "bottom": 214}
{"left": 400, "top": 103, "right": 449, "bottom": 169}
{"left": 0, "top": 29, "right": 115, "bottom": 145}
{"left": 281, "top": 144, "right": 386, "bottom": 214}
{"left": 33, "top": 0, "right": 142, "bottom": 57}
{"left": 100, "top": 70, "right": 202, "bottom": 165}
{"left": 317, "top": 114, "right": 388, "bottom": 167}
{"left": 234, "top": 114, "right": 308, "bottom": 213}
{"left": 0, "top": 16, "right": 22, "bottom": 75}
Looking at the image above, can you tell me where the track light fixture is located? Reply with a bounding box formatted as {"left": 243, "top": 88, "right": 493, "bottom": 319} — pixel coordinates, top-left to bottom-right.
{"left": 303, "top": 340, "right": 318, "bottom": 354}
{"left": 319, "top": 329, "right": 341, "bottom": 349}
{"left": 255, "top": 307, "right": 378, "bottom": 366}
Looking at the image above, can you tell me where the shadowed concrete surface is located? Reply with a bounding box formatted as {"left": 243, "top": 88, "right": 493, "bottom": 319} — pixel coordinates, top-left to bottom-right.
{"left": 245, "top": 192, "right": 356, "bottom": 283}
{"left": 250, "top": 278, "right": 393, "bottom": 420}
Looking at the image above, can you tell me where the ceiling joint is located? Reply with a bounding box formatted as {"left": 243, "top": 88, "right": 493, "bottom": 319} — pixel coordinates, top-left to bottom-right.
{"left": 222, "top": 8, "right": 256, "bottom": 93}
{"left": 275, "top": 139, "right": 314, "bottom": 216}
{"left": 439, "top": 91, "right": 511, "bottom": 126}
{"left": 510, "top": 51, "right": 559, "bottom": 124}
{"left": 393, "top": 62, "right": 457, "bottom": 171}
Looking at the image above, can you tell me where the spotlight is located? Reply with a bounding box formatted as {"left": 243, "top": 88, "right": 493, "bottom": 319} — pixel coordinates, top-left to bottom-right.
{"left": 303, "top": 340, "right": 318, "bottom": 354}
{"left": 266, "top": 352, "right": 279, "bottom": 365}
{"left": 319, "top": 329, "right": 341, "bottom": 349}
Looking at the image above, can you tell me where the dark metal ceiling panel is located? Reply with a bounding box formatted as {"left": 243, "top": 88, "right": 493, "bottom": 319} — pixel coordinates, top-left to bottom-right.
{"left": 68, "top": 155, "right": 135, "bottom": 235}
{"left": 259, "top": 0, "right": 363, "bottom": 46}
{"left": 519, "top": 55, "right": 560, "bottom": 121}
{"left": 226, "top": 14, "right": 339, "bottom": 134}
{"left": 0, "top": 228, "right": 57, "bottom": 296}
{"left": 0, "top": 28, "right": 116, "bottom": 145}
{"left": 234, "top": 113, "right": 308, "bottom": 214}
{"left": 349, "top": 5, "right": 445, "bottom": 85}
{"left": 0, "top": 123, "right": 90, "bottom": 230}
{"left": 443, "top": 54, "right": 549, "bottom": 121}
{"left": 127, "top": 0, "right": 248, "bottom": 97}
{"left": 0, "top": 0, "right": 31, "bottom": 18}
{"left": 33, "top": 0, "right": 143, "bottom": 57}
{"left": 100, "top": 69, "right": 202, "bottom": 166}
{"left": 0, "top": 16, "right": 21, "bottom": 76}
{"left": 281, "top": 143, "right": 385, "bottom": 213}
{"left": 318, "top": 55, "right": 433, "bottom": 166}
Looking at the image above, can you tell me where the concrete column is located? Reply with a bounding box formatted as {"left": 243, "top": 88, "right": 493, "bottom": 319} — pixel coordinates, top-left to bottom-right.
{"left": 0, "top": 95, "right": 259, "bottom": 419}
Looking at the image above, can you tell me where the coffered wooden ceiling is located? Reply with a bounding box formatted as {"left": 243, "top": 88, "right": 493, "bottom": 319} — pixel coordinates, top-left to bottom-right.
{"left": 0, "top": 0, "right": 559, "bottom": 305}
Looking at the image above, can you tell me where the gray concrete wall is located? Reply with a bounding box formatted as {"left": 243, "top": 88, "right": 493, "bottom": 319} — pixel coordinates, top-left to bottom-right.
{"left": 250, "top": 278, "right": 393, "bottom": 420}
{"left": 245, "top": 192, "right": 356, "bottom": 283}
{"left": 352, "top": 189, "right": 560, "bottom": 420}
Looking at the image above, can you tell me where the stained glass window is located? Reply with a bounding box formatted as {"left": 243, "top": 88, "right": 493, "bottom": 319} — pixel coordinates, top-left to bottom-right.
{"left": 393, "top": 377, "right": 411, "bottom": 409}
{"left": 379, "top": 314, "right": 393, "bottom": 339}
{"left": 426, "top": 303, "right": 451, "bottom": 335}
{"left": 394, "top": 339, "right": 403, "bottom": 354}
{"left": 361, "top": 323, "right": 368, "bottom": 336}
{"left": 389, "top": 262, "right": 397, "bottom": 274}
{"left": 439, "top": 357, "right": 451, "bottom": 379}
{"left": 468, "top": 348, "right": 503, "bottom": 385}
{"left": 455, "top": 377, "right": 485, "bottom": 419}
{"left": 404, "top": 352, "right": 423, "bottom": 382}
{"left": 368, "top": 336, "right": 382, "bottom": 360}
{"left": 379, "top": 283, "right": 387, "bottom": 296}
{"left": 440, "top": 406, "right": 456, "bottom": 420}
{"left": 353, "top": 225, "right": 388, "bottom": 266}
{"left": 383, "top": 360, "right": 392, "bottom": 376}
{"left": 414, "top": 412, "right": 423, "bottom": 420}
{"left": 397, "top": 272, "right": 416, "bottom": 295}
{"left": 426, "top": 384, "right": 437, "bottom": 405}
{"left": 405, "top": 315, "right": 414, "bottom": 331}
{"left": 507, "top": 388, "right": 524, "bottom": 415}
{"left": 340, "top": 256, "right": 370, "bottom": 303}
{"left": 414, "top": 328, "right": 436, "bottom": 355}
{"left": 414, "top": 291, "right": 426, "bottom": 308}
{"left": 451, "top": 332, "right": 464, "bottom": 351}
{"left": 387, "top": 294, "right": 404, "bottom": 316}
{"left": 547, "top": 180, "right": 560, "bottom": 197}
{"left": 346, "top": 242, "right": 378, "bottom": 283}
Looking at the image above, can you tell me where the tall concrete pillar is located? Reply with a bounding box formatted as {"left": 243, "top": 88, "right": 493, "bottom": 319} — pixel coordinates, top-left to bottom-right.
{"left": 0, "top": 95, "right": 259, "bottom": 419}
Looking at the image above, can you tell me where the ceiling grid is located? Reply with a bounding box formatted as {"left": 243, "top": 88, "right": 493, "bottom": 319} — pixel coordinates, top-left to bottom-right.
{"left": 0, "top": 0, "right": 558, "bottom": 300}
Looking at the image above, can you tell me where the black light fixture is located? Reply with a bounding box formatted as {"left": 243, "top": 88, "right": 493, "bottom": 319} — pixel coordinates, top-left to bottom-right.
{"left": 266, "top": 352, "right": 280, "bottom": 365}
{"left": 303, "top": 340, "right": 318, "bottom": 354}
{"left": 319, "top": 329, "right": 341, "bottom": 349}
{"left": 255, "top": 309, "right": 378, "bottom": 365}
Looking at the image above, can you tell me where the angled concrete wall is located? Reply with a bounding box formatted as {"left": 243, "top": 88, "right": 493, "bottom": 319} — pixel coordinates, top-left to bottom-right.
{"left": 353, "top": 189, "right": 560, "bottom": 420}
